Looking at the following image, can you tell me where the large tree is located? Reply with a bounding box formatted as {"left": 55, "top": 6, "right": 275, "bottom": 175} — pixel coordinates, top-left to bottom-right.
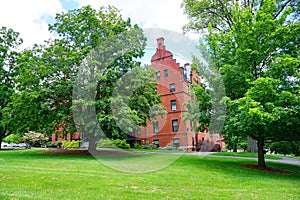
{"left": 0, "top": 27, "right": 22, "bottom": 149}
{"left": 10, "top": 6, "right": 162, "bottom": 150}
{"left": 182, "top": 0, "right": 300, "bottom": 33}
{"left": 183, "top": 0, "right": 300, "bottom": 167}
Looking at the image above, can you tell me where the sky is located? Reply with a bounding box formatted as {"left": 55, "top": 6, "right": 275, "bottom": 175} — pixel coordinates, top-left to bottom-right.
{"left": 0, "top": 0, "right": 198, "bottom": 48}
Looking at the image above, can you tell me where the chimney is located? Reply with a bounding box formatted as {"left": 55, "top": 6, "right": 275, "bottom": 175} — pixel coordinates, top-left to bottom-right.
{"left": 157, "top": 37, "right": 165, "bottom": 50}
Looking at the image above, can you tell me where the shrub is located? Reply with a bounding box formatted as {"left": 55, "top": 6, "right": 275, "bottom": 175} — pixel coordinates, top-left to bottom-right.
{"left": 3, "top": 134, "right": 23, "bottom": 144}
{"left": 23, "top": 131, "right": 49, "bottom": 147}
{"left": 133, "top": 142, "right": 142, "bottom": 149}
{"left": 97, "top": 139, "right": 130, "bottom": 149}
{"left": 46, "top": 142, "right": 62, "bottom": 148}
{"left": 269, "top": 141, "right": 300, "bottom": 156}
{"left": 142, "top": 141, "right": 154, "bottom": 150}
{"left": 62, "top": 140, "right": 82, "bottom": 148}
{"left": 97, "top": 139, "right": 114, "bottom": 148}
{"left": 113, "top": 139, "right": 130, "bottom": 149}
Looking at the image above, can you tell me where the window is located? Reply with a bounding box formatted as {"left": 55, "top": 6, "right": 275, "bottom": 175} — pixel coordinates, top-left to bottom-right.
{"left": 173, "top": 138, "right": 179, "bottom": 148}
{"left": 169, "top": 83, "right": 176, "bottom": 93}
{"left": 153, "top": 121, "right": 159, "bottom": 133}
{"left": 172, "top": 119, "right": 179, "bottom": 132}
{"left": 171, "top": 100, "right": 177, "bottom": 111}
{"left": 164, "top": 69, "right": 168, "bottom": 77}
{"left": 182, "top": 67, "right": 187, "bottom": 80}
{"left": 156, "top": 71, "right": 160, "bottom": 80}
{"left": 136, "top": 128, "right": 141, "bottom": 135}
{"left": 153, "top": 139, "right": 159, "bottom": 148}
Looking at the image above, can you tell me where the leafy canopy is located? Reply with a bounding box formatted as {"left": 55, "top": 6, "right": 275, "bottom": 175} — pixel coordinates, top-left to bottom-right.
{"left": 183, "top": 0, "right": 300, "bottom": 166}
{"left": 0, "top": 26, "right": 22, "bottom": 148}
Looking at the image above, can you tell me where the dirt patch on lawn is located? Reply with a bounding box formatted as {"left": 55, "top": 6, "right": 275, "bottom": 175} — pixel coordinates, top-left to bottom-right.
{"left": 241, "top": 164, "right": 296, "bottom": 174}
{"left": 39, "top": 148, "right": 141, "bottom": 156}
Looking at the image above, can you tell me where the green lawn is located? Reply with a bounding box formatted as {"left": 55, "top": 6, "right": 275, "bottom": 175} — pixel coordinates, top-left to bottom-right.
{"left": 0, "top": 149, "right": 299, "bottom": 200}
{"left": 211, "top": 152, "right": 283, "bottom": 160}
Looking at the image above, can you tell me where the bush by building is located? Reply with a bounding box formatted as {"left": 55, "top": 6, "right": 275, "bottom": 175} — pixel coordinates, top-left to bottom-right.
{"left": 62, "top": 140, "right": 82, "bottom": 148}
{"left": 97, "top": 139, "right": 130, "bottom": 149}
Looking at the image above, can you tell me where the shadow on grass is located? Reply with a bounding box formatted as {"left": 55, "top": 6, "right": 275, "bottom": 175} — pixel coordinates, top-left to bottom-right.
{"left": 1, "top": 149, "right": 300, "bottom": 176}
{"left": 176, "top": 155, "right": 300, "bottom": 177}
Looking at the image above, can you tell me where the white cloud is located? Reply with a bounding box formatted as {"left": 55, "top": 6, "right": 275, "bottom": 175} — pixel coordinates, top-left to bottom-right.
{"left": 0, "top": 0, "right": 64, "bottom": 49}
{"left": 76, "top": 0, "right": 189, "bottom": 33}
{"left": 0, "top": 0, "right": 201, "bottom": 50}
{"left": 76, "top": 0, "right": 201, "bottom": 46}
{"left": 76, "top": 0, "right": 201, "bottom": 65}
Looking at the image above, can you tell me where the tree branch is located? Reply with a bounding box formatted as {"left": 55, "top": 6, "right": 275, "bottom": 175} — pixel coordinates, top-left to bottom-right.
{"left": 216, "top": 0, "right": 233, "bottom": 28}
{"left": 274, "top": 0, "right": 292, "bottom": 20}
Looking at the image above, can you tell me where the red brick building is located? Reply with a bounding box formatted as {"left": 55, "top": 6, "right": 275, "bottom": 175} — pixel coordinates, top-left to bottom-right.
{"left": 51, "top": 121, "right": 80, "bottom": 142}
{"left": 135, "top": 37, "right": 210, "bottom": 148}
{"left": 51, "top": 37, "right": 222, "bottom": 150}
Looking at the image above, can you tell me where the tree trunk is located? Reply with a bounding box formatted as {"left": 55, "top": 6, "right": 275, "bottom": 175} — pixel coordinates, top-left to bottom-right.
{"left": 257, "top": 136, "right": 266, "bottom": 168}
{"left": 88, "top": 135, "right": 96, "bottom": 151}
{"left": 233, "top": 144, "right": 237, "bottom": 152}
{"left": 0, "top": 136, "right": 2, "bottom": 150}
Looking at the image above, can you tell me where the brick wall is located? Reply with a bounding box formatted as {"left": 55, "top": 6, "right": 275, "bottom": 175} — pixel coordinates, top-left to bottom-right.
{"left": 139, "top": 37, "right": 202, "bottom": 147}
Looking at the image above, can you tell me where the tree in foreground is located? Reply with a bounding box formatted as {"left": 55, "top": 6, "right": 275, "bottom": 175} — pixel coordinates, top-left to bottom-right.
{"left": 0, "top": 27, "right": 22, "bottom": 149}
{"left": 9, "top": 6, "right": 162, "bottom": 150}
{"left": 51, "top": 6, "right": 162, "bottom": 150}
{"left": 182, "top": 0, "right": 300, "bottom": 167}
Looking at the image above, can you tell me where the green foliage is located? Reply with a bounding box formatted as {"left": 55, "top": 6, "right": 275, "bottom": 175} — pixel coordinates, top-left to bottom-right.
{"left": 3, "top": 134, "right": 23, "bottom": 144}
{"left": 112, "top": 139, "right": 130, "bottom": 149}
{"left": 97, "top": 139, "right": 114, "bottom": 148}
{"left": 0, "top": 26, "right": 22, "bottom": 148}
{"left": 23, "top": 131, "right": 49, "bottom": 147}
{"left": 269, "top": 141, "right": 300, "bottom": 156}
{"left": 290, "top": 142, "right": 300, "bottom": 156}
{"left": 269, "top": 142, "right": 292, "bottom": 155}
{"left": 183, "top": 83, "right": 212, "bottom": 133}
{"left": 64, "top": 5, "right": 163, "bottom": 146}
{"left": 97, "top": 138, "right": 130, "bottom": 149}
{"left": 50, "top": 5, "right": 148, "bottom": 144}
{"left": 183, "top": 0, "right": 300, "bottom": 167}
{"left": 239, "top": 140, "right": 248, "bottom": 152}
{"left": 7, "top": 6, "right": 161, "bottom": 151}
{"left": 182, "top": 0, "right": 235, "bottom": 32}
{"left": 142, "top": 141, "right": 155, "bottom": 150}
{"left": 62, "top": 140, "right": 82, "bottom": 148}
{"left": 182, "top": 0, "right": 300, "bottom": 33}
{"left": 133, "top": 142, "right": 142, "bottom": 149}
{"left": 46, "top": 141, "right": 62, "bottom": 148}
{"left": 224, "top": 135, "right": 248, "bottom": 151}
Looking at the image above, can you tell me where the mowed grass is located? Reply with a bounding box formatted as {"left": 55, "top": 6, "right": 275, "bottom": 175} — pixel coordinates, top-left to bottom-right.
{"left": 211, "top": 152, "right": 283, "bottom": 160}
{"left": 0, "top": 149, "right": 299, "bottom": 200}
